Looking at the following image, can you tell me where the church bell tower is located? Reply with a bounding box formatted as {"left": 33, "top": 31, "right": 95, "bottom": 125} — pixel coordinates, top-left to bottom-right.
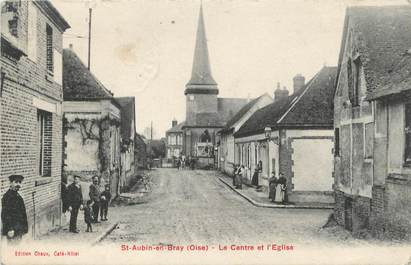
{"left": 185, "top": 4, "right": 219, "bottom": 126}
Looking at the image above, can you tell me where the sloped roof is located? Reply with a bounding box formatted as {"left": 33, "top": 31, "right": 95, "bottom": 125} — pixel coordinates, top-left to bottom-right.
{"left": 166, "top": 121, "right": 186, "bottom": 133}
{"left": 278, "top": 67, "right": 337, "bottom": 126}
{"left": 186, "top": 4, "right": 217, "bottom": 87}
{"left": 235, "top": 67, "right": 335, "bottom": 138}
{"left": 337, "top": 6, "right": 411, "bottom": 100}
{"left": 34, "top": 1, "right": 70, "bottom": 32}
{"left": 183, "top": 97, "right": 248, "bottom": 128}
{"left": 63, "top": 49, "right": 113, "bottom": 101}
{"left": 234, "top": 96, "right": 297, "bottom": 138}
{"left": 115, "top": 97, "right": 136, "bottom": 141}
{"left": 220, "top": 94, "right": 269, "bottom": 134}
{"left": 217, "top": 97, "right": 249, "bottom": 124}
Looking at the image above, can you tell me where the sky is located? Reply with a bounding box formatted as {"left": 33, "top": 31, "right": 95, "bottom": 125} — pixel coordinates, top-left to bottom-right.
{"left": 53, "top": 0, "right": 408, "bottom": 138}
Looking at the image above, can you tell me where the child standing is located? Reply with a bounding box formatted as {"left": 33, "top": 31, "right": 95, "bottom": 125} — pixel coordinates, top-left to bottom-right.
{"left": 84, "top": 200, "right": 94, "bottom": 232}
{"left": 100, "top": 184, "right": 112, "bottom": 221}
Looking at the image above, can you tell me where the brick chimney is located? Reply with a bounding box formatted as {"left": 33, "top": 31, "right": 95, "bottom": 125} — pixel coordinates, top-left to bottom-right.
{"left": 274, "top": 83, "right": 289, "bottom": 102}
{"left": 172, "top": 119, "right": 178, "bottom": 127}
{"left": 293, "top": 74, "right": 305, "bottom": 94}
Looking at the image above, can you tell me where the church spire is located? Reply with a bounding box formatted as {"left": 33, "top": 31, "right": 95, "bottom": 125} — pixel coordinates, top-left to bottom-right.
{"left": 185, "top": 3, "right": 218, "bottom": 95}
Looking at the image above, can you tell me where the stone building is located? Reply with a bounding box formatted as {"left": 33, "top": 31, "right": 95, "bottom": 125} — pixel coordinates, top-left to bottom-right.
{"left": 218, "top": 93, "right": 273, "bottom": 175}
{"left": 116, "top": 97, "right": 136, "bottom": 190}
{"left": 166, "top": 119, "right": 184, "bottom": 159}
{"left": 333, "top": 6, "right": 411, "bottom": 239}
{"left": 234, "top": 67, "right": 337, "bottom": 205}
{"left": 62, "top": 47, "right": 122, "bottom": 197}
{"left": 171, "top": 4, "right": 248, "bottom": 168}
{"left": 0, "top": 1, "right": 70, "bottom": 237}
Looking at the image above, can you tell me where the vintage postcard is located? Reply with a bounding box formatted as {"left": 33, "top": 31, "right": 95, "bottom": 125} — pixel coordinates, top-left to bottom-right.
{"left": 1, "top": 0, "right": 411, "bottom": 264}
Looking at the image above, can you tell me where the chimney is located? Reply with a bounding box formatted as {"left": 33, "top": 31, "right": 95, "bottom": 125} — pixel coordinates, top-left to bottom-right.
{"left": 293, "top": 74, "right": 305, "bottom": 94}
{"left": 274, "top": 83, "right": 289, "bottom": 102}
{"left": 172, "top": 119, "right": 178, "bottom": 127}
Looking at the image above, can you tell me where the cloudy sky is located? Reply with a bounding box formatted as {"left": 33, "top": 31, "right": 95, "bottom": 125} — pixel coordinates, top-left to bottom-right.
{"left": 53, "top": 0, "right": 407, "bottom": 138}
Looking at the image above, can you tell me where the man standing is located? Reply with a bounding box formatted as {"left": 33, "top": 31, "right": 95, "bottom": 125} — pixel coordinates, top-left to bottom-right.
{"left": 268, "top": 171, "right": 278, "bottom": 202}
{"left": 89, "top": 176, "right": 101, "bottom": 223}
{"left": 1, "top": 175, "right": 28, "bottom": 243}
{"left": 67, "top": 175, "right": 83, "bottom": 233}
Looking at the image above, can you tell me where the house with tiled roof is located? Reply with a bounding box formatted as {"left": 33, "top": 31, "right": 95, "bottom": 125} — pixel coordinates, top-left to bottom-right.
{"left": 62, "top": 47, "right": 122, "bottom": 197}
{"left": 234, "top": 67, "right": 337, "bottom": 205}
{"left": 217, "top": 93, "right": 273, "bottom": 175}
{"left": 166, "top": 120, "right": 185, "bottom": 159}
{"left": 333, "top": 6, "right": 411, "bottom": 239}
{"left": 116, "top": 97, "right": 136, "bottom": 190}
{"left": 179, "top": 4, "right": 248, "bottom": 168}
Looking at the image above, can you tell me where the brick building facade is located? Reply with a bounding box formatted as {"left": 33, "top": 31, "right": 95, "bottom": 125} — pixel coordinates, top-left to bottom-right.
{"left": 333, "top": 6, "right": 411, "bottom": 239}
{"left": 0, "top": 1, "right": 70, "bottom": 238}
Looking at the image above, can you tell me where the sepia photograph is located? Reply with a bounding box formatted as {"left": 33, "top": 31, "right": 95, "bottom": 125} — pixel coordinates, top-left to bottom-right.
{"left": 1, "top": 0, "right": 411, "bottom": 264}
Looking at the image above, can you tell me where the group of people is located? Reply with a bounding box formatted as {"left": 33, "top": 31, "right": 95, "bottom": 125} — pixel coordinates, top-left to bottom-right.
{"left": 269, "top": 172, "right": 288, "bottom": 204}
{"left": 176, "top": 155, "right": 196, "bottom": 170}
{"left": 233, "top": 164, "right": 245, "bottom": 189}
{"left": 61, "top": 176, "right": 112, "bottom": 233}
{"left": 231, "top": 164, "right": 288, "bottom": 204}
{"left": 1, "top": 173, "right": 113, "bottom": 244}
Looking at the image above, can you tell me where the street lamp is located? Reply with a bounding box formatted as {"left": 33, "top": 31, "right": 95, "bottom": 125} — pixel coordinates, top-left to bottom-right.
{"left": 265, "top": 126, "right": 279, "bottom": 144}
{"left": 264, "top": 127, "right": 272, "bottom": 140}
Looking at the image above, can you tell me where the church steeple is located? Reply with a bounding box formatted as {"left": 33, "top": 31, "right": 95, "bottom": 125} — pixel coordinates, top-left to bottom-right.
{"left": 185, "top": 3, "right": 218, "bottom": 95}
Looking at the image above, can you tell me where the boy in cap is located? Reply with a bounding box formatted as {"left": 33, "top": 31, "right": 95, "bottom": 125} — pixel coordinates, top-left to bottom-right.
{"left": 100, "top": 184, "right": 112, "bottom": 221}
{"left": 1, "top": 175, "right": 28, "bottom": 243}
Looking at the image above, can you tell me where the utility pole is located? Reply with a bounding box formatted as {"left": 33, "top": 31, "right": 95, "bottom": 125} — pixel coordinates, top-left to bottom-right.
{"left": 88, "top": 8, "right": 92, "bottom": 70}
{"left": 150, "top": 121, "right": 153, "bottom": 140}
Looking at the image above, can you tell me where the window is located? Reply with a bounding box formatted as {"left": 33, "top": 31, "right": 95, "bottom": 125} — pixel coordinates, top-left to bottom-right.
{"left": 364, "top": 123, "right": 373, "bottom": 159}
{"left": 0, "top": 72, "right": 5, "bottom": 97}
{"left": 348, "top": 57, "right": 361, "bottom": 106}
{"left": 37, "top": 110, "right": 52, "bottom": 176}
{"left": 347, "top": 59, "right": 353, "bottom": 103}
{"left": 334, "top": 128, "right": 340, "bottom": 157}
{"left": 404, "top": 104, "right": 411, "bottom": 165}
{"left": 46, "top": 24, "right": 53, "bottom": 73}
{"left": 353, "top": 58, "right": 361, "bottom": 106}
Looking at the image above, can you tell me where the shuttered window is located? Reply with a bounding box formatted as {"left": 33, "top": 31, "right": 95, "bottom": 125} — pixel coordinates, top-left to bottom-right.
{"left": 404, "top": 104, "right": 411, "bottom": 166}
{"left": 46, "top": 24, "right": 53, "bottom": 73}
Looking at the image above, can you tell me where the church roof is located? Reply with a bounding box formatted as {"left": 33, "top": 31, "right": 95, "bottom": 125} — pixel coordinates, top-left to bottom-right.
{"left": 217, "top": 97, "right": 252, "bottom": 127}
{"left": 185, "top": 4, "right": 218, "bottom": 94}
{"left": 220, "top": 94, "right": 270, "bottom": 134}
{"left": 183, "top": 97, "right": 248, "bottom": 128}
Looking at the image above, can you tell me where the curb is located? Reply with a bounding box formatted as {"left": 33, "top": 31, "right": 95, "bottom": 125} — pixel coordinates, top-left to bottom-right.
{"left": 91, "top": 222, "right": 119, "bottom": 246}
{"left": 218, "top": 177, "right": 333, "bottom": 209}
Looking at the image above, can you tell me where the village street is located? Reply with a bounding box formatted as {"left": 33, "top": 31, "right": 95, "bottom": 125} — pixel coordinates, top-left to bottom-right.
{"left": 104, "top": 169, "right": 371, "bottom": 247}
